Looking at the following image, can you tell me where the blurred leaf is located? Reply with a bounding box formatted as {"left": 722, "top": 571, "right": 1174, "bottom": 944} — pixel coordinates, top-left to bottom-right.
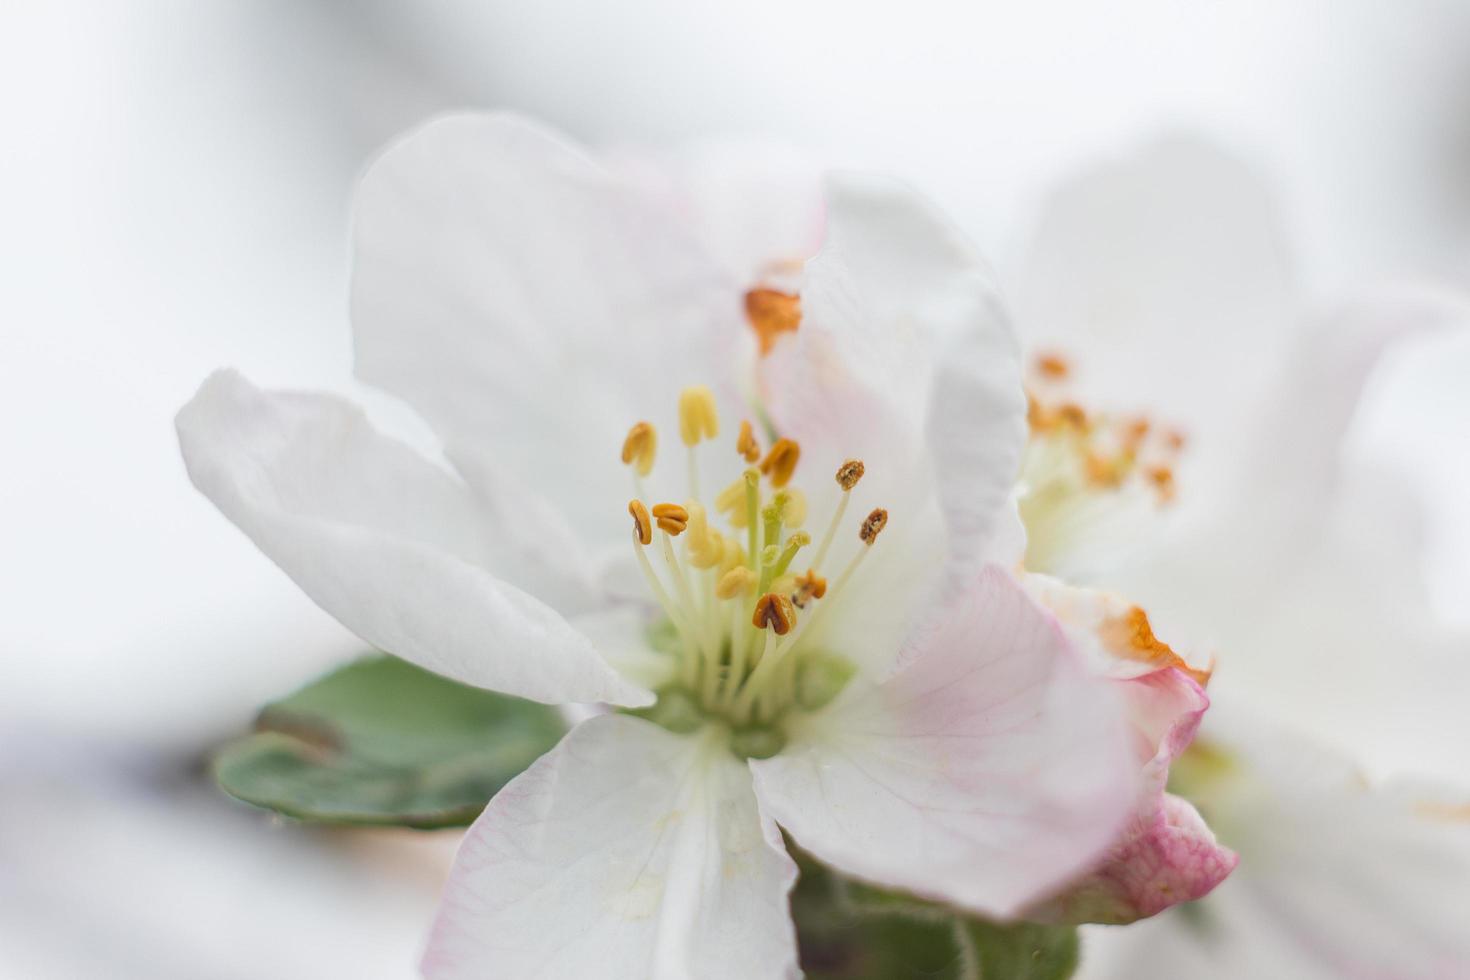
{"left": 791, "top": 844, "right": 1080, "bottom": 980}
{"left": 213, "top": 654, "right": 565, "bottom": 829}
{"left": 961, "top": 918, "right": 1079, "bottom": 980}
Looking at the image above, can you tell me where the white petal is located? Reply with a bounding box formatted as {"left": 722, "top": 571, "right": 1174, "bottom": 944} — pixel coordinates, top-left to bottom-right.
{"left": 351, "top": 112, "right": 741, "bottom": 555}
{"left": 927, "top": 325, "right": 1029, "bottom": 580}
{"left": 759, "top": 174, "right": 1026, "bottom": 666}
{"left": 609, "top": 139, "right": 825, "bottom": 285}
{"left": 1013, "top": 136, "right": 1295, "bottom": 474}
{"left": 751, "top": 566, "right": 1135, "bottom": 919}
{"left": 423, "top": 716, "right": 799, "bottom": 980}
{"left": 175, "top": 370, "right": 650, "bottom": 707}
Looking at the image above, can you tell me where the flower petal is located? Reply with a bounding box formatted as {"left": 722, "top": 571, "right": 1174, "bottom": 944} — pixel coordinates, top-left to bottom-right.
{"left": 1036, "top": 792, "right": 1236, "bottom": 926}
{"left": 1032, "top": 668, "right": 1233, "bottom": 925}
{"left": 609, "top": 139, "right": 826, "bottom": 285}
{"left": 175, "top": 370, "right": 650, "bottom": 707}
{"left": 423, "top": 715, "right": 799, "bottom": 980}
{"left": 351, "top": 112, "right": 741, "bottom": 555}
{"left": 1081, "top": 703, "right": 1470, "bottom": 979}
{"left": 759, "top": 174, "right": 1026, "bottom": 668}
{"left": 750, "top": 566, "right": 1135, "bottom": 919}
{"left": 1013, "top": 135, "right": 1295, "bottom": 470}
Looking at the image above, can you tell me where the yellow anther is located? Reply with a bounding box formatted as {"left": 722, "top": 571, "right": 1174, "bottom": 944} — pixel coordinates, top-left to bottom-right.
{"left": 737, "top": 419, "right": 761, "bottom": 464}
{"left": 1146, "top": 465, "right": 1176, "bottom": 503}
{"left": 859, "top": 508, "right": 888, "bottom": 545}
{"left": 714, "top": 478, "right": 749, "bottom": 528}
{"left": 620, "top": 422, "right": 657, "bottom": 477}
{"left": 652, "top": 502, "right": 690, "bottom": 536}
{"left": 745, "top": 288, "right": 802, "bottom": 355}
{"left": 716, "top": 566, "right": 755, "bottom": 600}
{"left": 752, "top": 592, "right": 797, "bottom": 636}
{"left": 628, "top": 500, "right": 652, "bottom": 546}
{"left": 792, "top": 569, "right": 827, "bottom": 607}
{"left": 685, "top": 503, "right": 718, "bottom": 568}
{"left": 774, "top": 488, "right": 807, "bottom": 528}
{"left": 716, "top": 534, "right": 745, "bottom": 575}
{"left": 678, "top": 386, "right": 720, "bottom": 447}
{"left": 1056, "top": 403, "right": 1089, "bottom": 431}
{"left": 1034, "top": 352, "right": 1071, "bottom": 380}
{"left": 760, "top": 438, "right": 801, "bottom": 489}
{"left": 771, "top": 573, "right": 798, "bottom": 596}
{"left": 835, "top": 459, "right": 864, "bottom": 491}
{"left": 1084, "top": 451, "right": 1127, "bottom": 489}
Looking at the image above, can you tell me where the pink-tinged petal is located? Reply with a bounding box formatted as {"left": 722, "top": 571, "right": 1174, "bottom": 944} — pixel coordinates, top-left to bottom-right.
{"left": 351, "top": 112, "right": 741, "bottom": 557}
{"left": 1118, "top": 667, "right": 1209, "bottom": 770}
{"left": 1023, "top": 574, "right": 1213, "bottom": 690}
{"left": 1035, "top": 793, "right": 1236, "bottom": 926}
{"left": 758, "top": 175, "right": 1026, "bottom": 670}
{"left": 750, "top": 566, "right": 1135, "bottom": 919}
{"left": 175, "top": 370, "right": 651, "bottom": 708}
{"left": 424, "top": 715, "right": 798, "bottom": 980}
{"left": 1079, "top": 702, "right": 1470, "bottom": 980}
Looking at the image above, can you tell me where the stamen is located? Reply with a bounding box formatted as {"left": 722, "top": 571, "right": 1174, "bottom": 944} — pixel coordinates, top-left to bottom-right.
{"left": 1034, "top": 352, "right": 1071, "bottom": 380}
{"left": 715, "top": 478, "right": 749, "bottom": 528}
{"left": 811, "top": 458, "right": 862, "bottom": 572}
{"left": 771, "top": 531, "right": 810, "bottom": 580}
{"left": 745, "top": 288, "right": 802, "bottom": 355}
{"left": 859, "top": 507, "right": 888, "bottom": 545}
{"left": 628, "top": 514, "right": 697, "bottom": 687}
{"left": 760, "top": 438, "right": 801, "bottom": 489}
{"left": 737, "top": 419, "right": 761, "bottom": 463}
{"left": 628, "top": 500, "right": 653, "bottom": 546}
{"left": 716, "top": 566, "right": 754, "bottom": 600}
{"left": 776, "top": 506, "right": 889, "bottom": 662}
{"left": 774, "top": 488, "right": 807, "bottom": 528}
{"left": 652, "top": 502, "right": 690, "bottom": 536}
{"left": 792, "top": 569, "right": 827, "bottom": 608}
{"left": 620, "top": 422, "right": 657, "bottom": 477}
{"left": 762, "top": 502, "right": 784, "bottom": 552}
{"left": 752, "top": 592, "right": 797, "bottom": 636}
{"left": 743, "top": 468, "right": 761, "bottom": 570}
{"left": 684, "top": 504, "right": 725, "bottom": 569}
{"left": 678, "top": 386, "right": 720, "bottom": 446}
{"left": 1145, "top": 465, "right": 1176, "bottom": 503}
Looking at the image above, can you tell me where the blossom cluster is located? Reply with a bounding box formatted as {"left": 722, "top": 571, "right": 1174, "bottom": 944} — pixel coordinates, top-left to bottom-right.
{"left": 178, "top": 114, "right": 1468, "bottom": 978}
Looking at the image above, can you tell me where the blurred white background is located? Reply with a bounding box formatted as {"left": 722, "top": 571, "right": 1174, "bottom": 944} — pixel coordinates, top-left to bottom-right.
{"left": 3, "top": 2, "right": 1467, "bottom": 977}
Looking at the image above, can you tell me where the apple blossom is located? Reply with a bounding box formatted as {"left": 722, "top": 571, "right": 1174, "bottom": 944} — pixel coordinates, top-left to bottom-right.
{"left": 177, "top": 113, "right": 1138, "bottom": 978}
{"left": 1009, "top": 136, "right": 1470, "bottom": 977}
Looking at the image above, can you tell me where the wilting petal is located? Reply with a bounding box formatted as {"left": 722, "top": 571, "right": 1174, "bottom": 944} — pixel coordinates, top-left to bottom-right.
{"left": 423, "top": 715, "right": 798, "bottom": 980}
{"left": 751, "top": 566, "right": 1134, "bottom": 919}
{"left": 352, "top": 112, "right": 740, "bottom": 556}
{"left": 175, "top": 370, "right": 650, "bottom": 707}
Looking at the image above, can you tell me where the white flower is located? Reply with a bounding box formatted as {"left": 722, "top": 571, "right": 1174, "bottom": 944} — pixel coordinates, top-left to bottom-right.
{"left": 176, "top": 113, "right": 1137, "bottom": 978}
{"left": 1005, "top": 136, "right": 1470, "bottom": 977}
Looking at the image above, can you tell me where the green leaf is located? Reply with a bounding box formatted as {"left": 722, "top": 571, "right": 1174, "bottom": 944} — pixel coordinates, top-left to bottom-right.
{"left": 789, "top": 844, "right": 1081, "bottom": 980}
{"left": 213, "top": 654, "right": 566, "bottom": 829}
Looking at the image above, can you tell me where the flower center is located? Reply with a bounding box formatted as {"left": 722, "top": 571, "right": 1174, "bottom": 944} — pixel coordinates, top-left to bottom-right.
{"left": 619, "top": 385, "right": 885, "bottom": 757}
{"left": 1018, "top": 351, "right": 1186, "bottom": 576}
